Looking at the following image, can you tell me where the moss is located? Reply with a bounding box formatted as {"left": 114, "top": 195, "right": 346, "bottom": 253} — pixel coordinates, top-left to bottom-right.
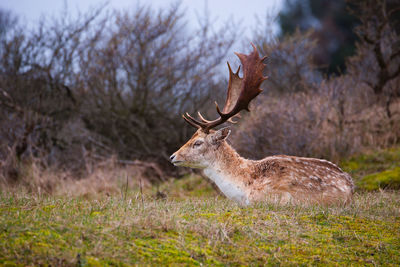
{"left": 357, "top": 167, "right": 400, "bottom": 191}
{"left": 84, "top": 256, "right": 104, "bottom": 267}
{"left": 133, "top": 238, "right": 199, "bottom": 265}
{"left": 341, "top": 147, "right": 400, "bottom": 174}
{"left": 340, "top": 146, "right": 400, "bottom": 191}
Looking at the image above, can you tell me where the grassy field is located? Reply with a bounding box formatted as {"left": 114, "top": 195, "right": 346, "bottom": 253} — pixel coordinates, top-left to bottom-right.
{"left": 0, "top": 148, "right": 399, "bottom": 266}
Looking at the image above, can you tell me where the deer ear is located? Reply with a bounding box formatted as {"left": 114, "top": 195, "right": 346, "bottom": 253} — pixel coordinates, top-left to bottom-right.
{"left": 211, "top": 127, "right": 231, "bottom": 144}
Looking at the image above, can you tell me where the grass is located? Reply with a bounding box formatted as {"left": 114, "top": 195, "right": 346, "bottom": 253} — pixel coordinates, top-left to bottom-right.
{"left": 357, "top": 167, "right": 400, "bottom": 191}
{"left": 1, "top": 189, "right": 399, "bottom": 266}
{"left": 341, "top": 146, "right": 400, "bottom": 190}
{"left": 0, "top": 147, "right": 399, "bottom": 266}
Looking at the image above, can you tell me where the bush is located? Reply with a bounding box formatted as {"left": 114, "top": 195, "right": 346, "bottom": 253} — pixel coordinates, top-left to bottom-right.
{"left": 0, "top": 3, "right": 236, "bottom": 183}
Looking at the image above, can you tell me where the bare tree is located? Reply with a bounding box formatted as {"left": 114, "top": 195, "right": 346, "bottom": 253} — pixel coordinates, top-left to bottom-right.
{"left": 78, "top": 4, "right": 236, "bottom": 163}
{"left": 347, "top": 0, "right": 400, "bottom": 117}
{"left": 252, "top": 26, "right": 322, "bottom": 93}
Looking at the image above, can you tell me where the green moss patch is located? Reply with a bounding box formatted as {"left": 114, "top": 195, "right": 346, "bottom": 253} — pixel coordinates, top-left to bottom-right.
{"left": 341, "top": 146, "right": 400, "bottom": 191}
{"left": 357, "top": 167, "right": 400, "bottom": 191}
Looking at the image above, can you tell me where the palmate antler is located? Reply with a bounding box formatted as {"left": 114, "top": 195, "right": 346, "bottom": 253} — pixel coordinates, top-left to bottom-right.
{"left": 183, "top": 43, "right": 267, "bottom": 133}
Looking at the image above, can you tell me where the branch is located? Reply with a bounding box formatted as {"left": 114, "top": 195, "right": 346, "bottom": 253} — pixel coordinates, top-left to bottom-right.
{"left": 390, "top": 48, "right": 400, "bottom": 60}
{"left": 0, "top": 88, "right": 24, "bottom": 115}
{"left": 389, "top": 65, "right": 400, "bottom": 80}
{"left": 373, "top": 38, "right": 386, "bottom": 71}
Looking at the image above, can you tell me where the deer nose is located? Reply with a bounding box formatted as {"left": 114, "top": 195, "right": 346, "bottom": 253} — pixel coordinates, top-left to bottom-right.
{"left": 170, "top": 154, "right": 176, "bottom": 161}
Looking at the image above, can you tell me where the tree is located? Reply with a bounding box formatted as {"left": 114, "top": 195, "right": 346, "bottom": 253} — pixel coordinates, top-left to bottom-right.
{"left": 278, "top": 0, "right": 359, "bottom": 74}
{"left": 78, "top": 4, "right": 236, "bottom": 164}
{"left": 346, "top": 0, "right": 400, "bottom": 118}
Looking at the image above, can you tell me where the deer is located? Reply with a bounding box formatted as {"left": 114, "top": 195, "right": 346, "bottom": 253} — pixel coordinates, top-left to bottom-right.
{"left": 170, "top": 44, "right": 354, "bottom": 206}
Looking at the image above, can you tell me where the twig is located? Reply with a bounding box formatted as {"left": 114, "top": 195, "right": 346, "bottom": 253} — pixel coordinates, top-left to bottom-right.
{"left": 87, "top": 136, "right": 113, "bottom": 152}
{"left": 124, "top": 173, "right": 128, "bottom": 201}
{"left": 139, "top": 177, "right": 144, "bottom": 207}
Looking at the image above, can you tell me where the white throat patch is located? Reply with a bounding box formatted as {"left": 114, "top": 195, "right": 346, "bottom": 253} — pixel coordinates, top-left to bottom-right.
{"left": 203, "top": 168, "right": 249, "bottom": 206}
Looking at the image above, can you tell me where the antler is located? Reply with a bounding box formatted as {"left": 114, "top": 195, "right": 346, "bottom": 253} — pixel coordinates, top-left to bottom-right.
{"left": 183, "top": 43, "right": 267, "bottom": 133}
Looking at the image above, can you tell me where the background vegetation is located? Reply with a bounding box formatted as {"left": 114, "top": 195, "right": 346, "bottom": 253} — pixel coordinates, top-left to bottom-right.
{"left": 1, "top": 0, "right": 399, "bottom": 187}
{"left": 0, "top": 0, "right": 399, "bottom": 264}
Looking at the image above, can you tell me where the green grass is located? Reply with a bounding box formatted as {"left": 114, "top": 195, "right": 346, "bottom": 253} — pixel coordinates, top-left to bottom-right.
{"left": 1, "top": 147, "right": 399, "bottom": 266}
{"left": 0, "top": 191, "right": 399, "bottom": 266}
{"left": 341, "top": 146, "right": 400, "bottom": 190}
{"left": 357, "top": 167, "right": 400, "bottom": 190}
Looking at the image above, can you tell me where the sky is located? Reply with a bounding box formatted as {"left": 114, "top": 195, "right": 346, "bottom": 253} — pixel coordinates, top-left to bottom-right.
{"left": 1, "top": 0, "right": 284, "bottom": 65}
{"left": 1, "top": 0, "right": 283, "bottom": 38}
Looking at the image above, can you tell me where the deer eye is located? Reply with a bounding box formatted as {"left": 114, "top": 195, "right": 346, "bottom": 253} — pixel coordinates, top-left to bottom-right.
{"left": 193, "top": 140, "right": 203, "bottom": 148}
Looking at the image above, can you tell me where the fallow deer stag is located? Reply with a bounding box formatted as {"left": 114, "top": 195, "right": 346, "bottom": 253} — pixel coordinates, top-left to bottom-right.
{"left": 170, "top": 44, "right": 354, "bottom": 206}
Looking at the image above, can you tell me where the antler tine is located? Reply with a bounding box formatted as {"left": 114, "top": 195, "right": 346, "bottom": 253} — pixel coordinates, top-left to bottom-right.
{"left": 182, "top": 113, "right": 202, "bottom": 129}
{"left": 227, "top": 62, "right": 240, "bottom": 76}
{"left": 227, "top": 118, "right": 238, "bottom": 124}
{"left": 199, "top": 111, "right": 238, "bottom": 124}
{"left": 215, "top": 101, "right": 224, "bottom": 117}
{"left": 183, "top": 43, "right": 267, "bottom": 133}
{"left": 261, "top": 55, "right": 268, "bottom": 62}
{"left": 227, "top": 113, "right": 241, "bottom": 124}
{"left": 197, "top": 112, "right": 212, "bottom": 123}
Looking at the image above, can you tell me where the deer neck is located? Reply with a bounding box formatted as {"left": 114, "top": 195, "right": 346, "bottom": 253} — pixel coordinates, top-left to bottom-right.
{"left": 203, "top": 141, "right": 251, "bottom": 205}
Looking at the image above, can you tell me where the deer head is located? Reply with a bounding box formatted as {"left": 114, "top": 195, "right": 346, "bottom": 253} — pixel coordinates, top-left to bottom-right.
{"left": 170, "top": 44, "right": 267, "bottom": 168}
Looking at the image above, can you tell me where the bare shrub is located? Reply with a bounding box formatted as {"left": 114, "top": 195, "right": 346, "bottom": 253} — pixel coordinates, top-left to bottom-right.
{"left": 254, "top": 30, "right": 322, "bottom": 93}
{"left": 0, "top": 6, "right": 106, "bottom": 178}
{"left": 0, "top": 3, "right": 236, "bottom": 184}
{"left": 78, "top": 4, "right": 236, "bottom": 164}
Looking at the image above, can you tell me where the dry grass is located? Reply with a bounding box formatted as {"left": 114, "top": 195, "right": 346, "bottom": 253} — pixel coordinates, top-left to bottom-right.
{"left": 0, "top": 158, "right": 154, "bottom": 198}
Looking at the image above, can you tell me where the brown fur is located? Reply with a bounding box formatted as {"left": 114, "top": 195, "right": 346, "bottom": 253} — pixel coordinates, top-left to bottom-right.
{"left": 171, "top": 129, "right": 354, "bottom": 206}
